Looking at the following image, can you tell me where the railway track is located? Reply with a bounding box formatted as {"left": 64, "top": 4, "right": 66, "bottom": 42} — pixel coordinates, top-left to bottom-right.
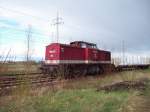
{"left": 0, "top": 73, "right": 57, "bottom": 90}
{"left": 0, "top": 64, "right": 149, "bottom": 90}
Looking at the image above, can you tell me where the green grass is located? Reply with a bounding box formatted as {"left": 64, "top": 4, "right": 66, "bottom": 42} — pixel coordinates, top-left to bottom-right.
{"left": 0, "top": 89, "right": 130, "bottom": 112}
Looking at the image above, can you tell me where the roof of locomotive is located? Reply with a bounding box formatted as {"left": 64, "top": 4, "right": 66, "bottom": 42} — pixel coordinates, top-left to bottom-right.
{"left": 70, "top": 41, "right": 97, "bottom": 46}
{"left": 47, "top": 41, "right": 97, "bottom": 48}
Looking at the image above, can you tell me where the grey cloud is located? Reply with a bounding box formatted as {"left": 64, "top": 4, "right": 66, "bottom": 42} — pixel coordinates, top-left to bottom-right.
{"left": 1, "top": 0, "right": 150, "bottom": 54}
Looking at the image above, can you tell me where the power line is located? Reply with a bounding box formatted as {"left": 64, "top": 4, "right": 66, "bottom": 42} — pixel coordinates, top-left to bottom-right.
{"left": 0, "top": 6, "right": 96, "bottom": 37}
{"left": 0, "top": 36, "right": 49, "bottom": 43}
{"left": 1, "top": 26, "right": 50, "bottom": 37}
{"left": 0, "top": 6, "right": 49, "bottom": 22}
{"left": 0, "top": 6, "right": 93, "bottom": 40}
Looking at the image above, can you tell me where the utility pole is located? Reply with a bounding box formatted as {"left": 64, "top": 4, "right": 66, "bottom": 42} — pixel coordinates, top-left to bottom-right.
{"left": 52, "top": 12, "right": 64, "bottom": 43}
{"left": 26, "top": 25, "right": 32, "bottom": 61}
{"left": 122, "top": 40, "right": 125, "bottom": 65}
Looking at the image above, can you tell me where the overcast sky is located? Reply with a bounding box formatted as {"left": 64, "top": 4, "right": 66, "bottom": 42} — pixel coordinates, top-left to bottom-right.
{"left": 0, "top": 0, "right": 150, "bottom": 60}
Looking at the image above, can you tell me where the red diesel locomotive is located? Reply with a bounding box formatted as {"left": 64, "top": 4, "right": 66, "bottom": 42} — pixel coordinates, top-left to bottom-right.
{"left": 42, "top": 41, "right": 112, "bottom": 77}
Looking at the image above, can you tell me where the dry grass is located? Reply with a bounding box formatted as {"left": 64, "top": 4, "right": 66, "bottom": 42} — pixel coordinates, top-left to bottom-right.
{"left": 63, "top": 70, "right": 150, "bottom": 90}
{"left": 119, "top": 87, "right": 150, "bottom": 112}
{"left": 0, "top": 62, "right": 41, "bottom": 75}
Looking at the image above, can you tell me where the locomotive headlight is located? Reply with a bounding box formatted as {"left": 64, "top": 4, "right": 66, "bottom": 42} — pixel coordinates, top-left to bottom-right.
{"left": 93, "top": 50, "right": 98, "bottom": 53}
{"left": 61, "top": 47, "right": 64, "bottom": 52}
{"left": 49, "top": 49, "right": 56, "bottom": 53}
{"left": 50, "top": 54, "right": 54, "bottom": 57}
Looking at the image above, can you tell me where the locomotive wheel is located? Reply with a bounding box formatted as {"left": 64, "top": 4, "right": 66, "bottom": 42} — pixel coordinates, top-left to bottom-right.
{"left": 69, "top": 65, "right": 87, "bottom": 78}
{"left": 55, "top": 65, "right": 71, "bottom": 79}
{"left": 73, "top": 70, "right": 81, "bottom": 78}
{"left": 86, "top": 65, "right": 100, "bottom": 75}
{"left": 99, "top": 66, "right": 104, "bottom": 74}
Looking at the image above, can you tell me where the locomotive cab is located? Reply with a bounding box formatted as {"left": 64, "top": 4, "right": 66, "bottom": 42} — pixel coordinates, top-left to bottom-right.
{"left": 70, "top": 41, "right": 97, "bottom": 49}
